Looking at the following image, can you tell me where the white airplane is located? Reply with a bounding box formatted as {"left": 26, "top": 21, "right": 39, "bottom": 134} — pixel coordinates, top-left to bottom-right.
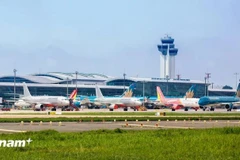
{"left": 79, "top": 83, "right": 137, "bottom": 107}
{"left": 19, "top": 82, "right": 70, "bottom": 110}
{"left": 94, "top": 85, "right": 142, "bottom": 111}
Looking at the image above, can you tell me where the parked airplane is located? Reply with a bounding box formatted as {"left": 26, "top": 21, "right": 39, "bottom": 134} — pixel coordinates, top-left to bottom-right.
{"left": 198, "top": 83, "right": 240, "bottom": 111}
{"left": 156, "top": 86, "right": 199, "bottom": 111}
{"left": 80, "top": 83, "right": 137, "bottom": 107}
{"left": 19, "top": 82, "right": 71, "bottom": 110}
{"left": 15, "top": 88, "right": 78, "bottom": 111}
{"left": 94, "top": 85, "right": 142, "bottom": 111}
{"left": 153, "top": 85, "right": 197, "bottom": 108}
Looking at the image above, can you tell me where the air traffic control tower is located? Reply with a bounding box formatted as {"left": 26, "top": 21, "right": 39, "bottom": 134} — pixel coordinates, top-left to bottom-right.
{"left": 157, "top": 35, "right": 178, "bottom": 79}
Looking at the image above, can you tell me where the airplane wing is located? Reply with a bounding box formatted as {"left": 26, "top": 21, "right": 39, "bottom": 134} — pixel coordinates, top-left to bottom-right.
{"left": 233, "top": 102, "right": 240, "bottom": 105}
{"left": 108, "top": 103, "right": 125, "bottom": 109}
{"left": 201, "top": 102, "right": 240, "bottom": 111}
{"left": 108, "top": 104, "right": 115, "bottom": 109}
{"left": 153, "top": 100, "right": 164, "bottom": 106}
{"left": 81, "top": 98, "right": 91, "bottom": 105}
{"left": 37, "top": 102, "right": 55, "bottom": 107}
{"left": 203, "top": 103, "right": 231, "bottom": 108}
{"left": 167, "top": 103, "right": 184, "bottom": 110}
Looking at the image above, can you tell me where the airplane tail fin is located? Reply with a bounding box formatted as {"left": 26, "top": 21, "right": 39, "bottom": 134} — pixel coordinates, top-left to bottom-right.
{"left": 122, "top": 83, "right": 136, "bottom": 97}
{"left": 23, "top": 82, "right": 32, "bottom": 97}
{"left": 185, "top": 85, "right": 197, "bottom": 98}
{"left": 156, "top": 86, "right": 166, "bottom": 103}
{"left": 95, "top": 85, "right": 104, "bottom": 98}
{"left": 69, "top": 89, "right": 77, "bottom": 100}
{"left": 236, "top": 83, "right": 240, "bottom": 97}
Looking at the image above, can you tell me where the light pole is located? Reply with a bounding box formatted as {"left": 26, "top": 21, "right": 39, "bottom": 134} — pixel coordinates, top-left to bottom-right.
{"left": 176, "top": 74, "right": 181, "bottom": 80}
{"left": 75, "top": 71, "right": 78, "bottom": 91}
{"left": 204, "top": 77, "right": 207, "bottom": 96}
{"left": 234, "top": 73, "right": 239, "bottom": 89}
{"left": 13, "top": 69, "right": 17, "bottom": 102}
{"left": 66, "top": 77, "right": 69, "bottom": 97}
{"left": 205, "top": 73, "right": 211, "bottom": 96}
{"left": 143, "top": 81, "right": 145, "bottom": 107}
{"left": 166, "top": 75, "right": 169, "bottom": 96}
{"left": 123, "top": 73, "right": 126, "bottom": 92}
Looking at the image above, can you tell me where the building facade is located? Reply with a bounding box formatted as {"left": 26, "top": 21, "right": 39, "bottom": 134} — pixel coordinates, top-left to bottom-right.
{"left": 0, "top": 72, "right": 236, "bottom": 104}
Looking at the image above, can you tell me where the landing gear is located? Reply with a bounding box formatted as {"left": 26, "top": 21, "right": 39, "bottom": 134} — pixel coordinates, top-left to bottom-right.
{"left": 109, "top": 108, "right": 114, "bottom": 111}
{"left": 210, "top": 107, "right": 215, "bottom": 111}
{"left": 172, "top": 108, "right": 175, "bottom": 111}
{"left": 184, "top": 108, "right": 188, "bottom": 111}
{"left": 123, "top": 108, "right": 128, "bottom": 111}
{"left": 61, "top": 106, "right": 68, "bottom": 111}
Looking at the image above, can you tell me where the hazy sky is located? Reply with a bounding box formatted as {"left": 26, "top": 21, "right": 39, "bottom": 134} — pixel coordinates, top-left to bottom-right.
{"left": 0, "top": 0, "right": 239, "bottom": 88}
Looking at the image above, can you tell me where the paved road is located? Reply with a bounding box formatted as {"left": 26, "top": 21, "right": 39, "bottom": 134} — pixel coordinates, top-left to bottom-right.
{"left": 0, "top": 108, "right": 239, "bottom": 114}
{"left": 0, "top": 120, "right": 239, "bottom": 133}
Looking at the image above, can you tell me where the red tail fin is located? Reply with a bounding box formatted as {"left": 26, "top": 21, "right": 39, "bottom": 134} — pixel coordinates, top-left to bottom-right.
{"left": 69, "top": 89, "right": 77, "bottom": 100}
{"left": 156, "top": 86, "right": 166, "bottom": 103}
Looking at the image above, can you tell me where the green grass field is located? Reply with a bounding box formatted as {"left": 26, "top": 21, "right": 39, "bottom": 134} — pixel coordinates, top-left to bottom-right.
{"left": 0, "top": 128, "right": 240, "bottom": 160}
{"left": 1, "top": 111, "right": 240, "bottom": 123}
{"left": 0, "top": 116, "right": 240, "bottom": 123}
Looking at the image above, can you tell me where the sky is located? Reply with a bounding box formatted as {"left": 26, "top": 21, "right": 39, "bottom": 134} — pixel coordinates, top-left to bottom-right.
{"left": 0, "top": 0, "right": 239, "bottom": 88}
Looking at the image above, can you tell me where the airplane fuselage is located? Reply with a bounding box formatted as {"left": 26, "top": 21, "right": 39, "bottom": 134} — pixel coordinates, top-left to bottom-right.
{"left": 94, "top": 97, "right": 142, "bottom": 107}
{"left": 164, "top": 98, "right": 199, "bottom": 110}
{"left": 179, "top": 98, "right": 199, "bottom": 107}
{"left": 22, "top": 96, "right": 70, "bottom": 107}
{"left": 198, "top": 96, "right": 240, "bottom": 106}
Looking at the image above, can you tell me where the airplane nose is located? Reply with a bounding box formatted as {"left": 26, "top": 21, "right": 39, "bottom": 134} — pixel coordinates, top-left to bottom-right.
{"left": 198, "top": 97, "right": 209, "bottom": 105}
{"left": 198, "top": 99, "right": 203, "bottom": 105}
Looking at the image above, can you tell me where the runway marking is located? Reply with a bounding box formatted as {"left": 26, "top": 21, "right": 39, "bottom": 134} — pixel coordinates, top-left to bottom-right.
{"left": 157, "top": 126, "right": 193, "bottom": 129}
{"left": 0, "top": 129, "right": 26, "bottom": 133}
{"left": 119, "top": 124, "right": 193, "bottom": 129}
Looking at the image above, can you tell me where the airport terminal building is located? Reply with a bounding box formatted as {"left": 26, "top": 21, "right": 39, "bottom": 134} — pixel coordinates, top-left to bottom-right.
{"left": 0, "top": 72, "right": 236, "bottom": 104}
{"left": 0, "top": 36, "right": 235, "bottom": 104}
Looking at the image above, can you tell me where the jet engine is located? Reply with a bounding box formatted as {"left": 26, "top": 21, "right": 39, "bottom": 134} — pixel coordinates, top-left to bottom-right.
{"left": 35, "top": 104, "right": 44, "bottom": 110}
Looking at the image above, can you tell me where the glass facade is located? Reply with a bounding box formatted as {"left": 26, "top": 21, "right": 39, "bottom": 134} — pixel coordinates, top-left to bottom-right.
{"left": 0, "top": 77, "right": 37, "bottom": 83}
{"left": 208, "top": 90, "right": 235, "bottom": 97}
{"left": 131, "top": 82, "right": 205, "bottom": 98}
{"left": 107, "top": 79, "right": 219, "bottom": 98}
{"left": 107, "top": 79, "right": 135, "bottom": 87}
{"left": 0, "top": 85, "right": 124, "bottom": 102}
{"left": 0, "top": 74, "right": 236, "bottom": 104}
